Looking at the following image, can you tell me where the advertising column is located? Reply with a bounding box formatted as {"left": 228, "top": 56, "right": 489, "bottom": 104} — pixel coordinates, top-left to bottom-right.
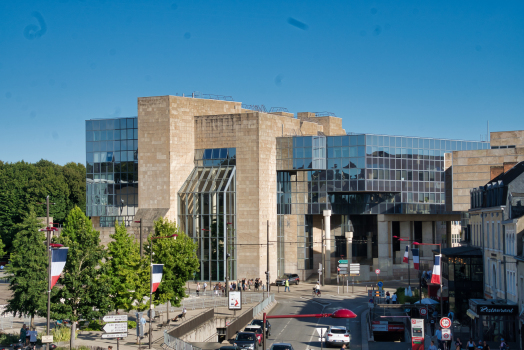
{"left": 411, "top": 318, "right": 425, "bottom": 350}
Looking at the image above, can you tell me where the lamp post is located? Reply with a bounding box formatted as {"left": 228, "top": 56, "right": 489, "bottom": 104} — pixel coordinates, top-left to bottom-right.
{"left": 202, "top": 229, "right": 212, "bottom": 292}
{"left": 393, "top": 236, "right": 415, "bottom": 295}
{"left": 262, "top": 308, "right": 357, "bottom": 350}
{"left": 226, "top": 223, "right": 233, "bottom": 298}
{"left": 413, "top": 241, "right": 442, "bottom": 317}
{"left": 148, "top": 234, "right": 177, "bottom": 349}
{"left": 134, "top": 220, "right": 143, "bottom": 258}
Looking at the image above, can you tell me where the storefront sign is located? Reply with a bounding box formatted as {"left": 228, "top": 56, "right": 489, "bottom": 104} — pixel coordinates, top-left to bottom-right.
{"left": 477, "top": 305, "right": 517, "bottom": 315}
{"left": 372, "top": 321, "right": 388, "bottom": 332}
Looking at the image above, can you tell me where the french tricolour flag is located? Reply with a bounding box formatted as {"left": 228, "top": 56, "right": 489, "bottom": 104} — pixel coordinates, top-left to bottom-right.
{"left": 403, "top": 246, "right": 409, "bottom": 263}
{"left": 430, "top": 255, "right": 441, "bottom": 284}
{"left": 151, "top": 264, "right": 164, "bottom": 293}
{"left": 412, "top": 249, "right": 420, "bottom": 270}
{"left": 51, "top": 248, "right": 68, "bottom": 288}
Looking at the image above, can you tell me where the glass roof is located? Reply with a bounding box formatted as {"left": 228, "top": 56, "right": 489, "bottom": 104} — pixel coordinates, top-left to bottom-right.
{"left": 179, "top": 165, "right": 236, "bottom": 194}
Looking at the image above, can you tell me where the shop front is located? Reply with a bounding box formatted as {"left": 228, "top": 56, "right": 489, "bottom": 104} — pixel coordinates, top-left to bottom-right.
{"left": 467, "top": 299, "right": 518, "bottom": 343}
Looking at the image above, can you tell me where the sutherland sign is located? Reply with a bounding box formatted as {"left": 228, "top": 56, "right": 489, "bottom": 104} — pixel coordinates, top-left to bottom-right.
{"left": 477, "top": 305, "right": 517, "bottom": 315}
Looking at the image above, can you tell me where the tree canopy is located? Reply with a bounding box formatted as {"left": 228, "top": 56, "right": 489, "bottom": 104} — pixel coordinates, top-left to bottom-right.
{"left": 0, "top": 160, "right": 85, "bottom": 253}
{"left": 148, "top": 217, "right": 199, "bottom": 308}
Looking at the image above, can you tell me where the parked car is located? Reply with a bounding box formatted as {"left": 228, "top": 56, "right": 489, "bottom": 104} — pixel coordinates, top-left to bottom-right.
{"left": 325, "top": 326, "right": 350, "bottom": 347}
{"left": 275, "top": 273, "right": 300, "bottom": 286}
{"left": 244, "top": 325, "right": 263, "bottom": 345}
{"left": 219, "top": 346, "right": 241, "bottom": 350}
{"left": 233, "top": 332, "right": 258, "bottom": 350}
{"left": 269, "top": 343, "right": 294, "bottom": 350}
{"left": 249, "top": 319, "right": 271, "bottom": 337}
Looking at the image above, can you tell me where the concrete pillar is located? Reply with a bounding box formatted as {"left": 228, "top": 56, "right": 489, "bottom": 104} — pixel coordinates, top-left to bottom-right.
{"left": 422, "top": 221, "right": 434, "bottom": 259}
{"left": 323, "top": 210, "right": 331, "bottom": 280}
{"left": 377, "top": 220, "right": 392, "bottom": 276}
{"left": 345, "top": 231, "right": 353, "bottom": 263}
{"left": 400, "top": 221, "right": 411, "bottom": 240}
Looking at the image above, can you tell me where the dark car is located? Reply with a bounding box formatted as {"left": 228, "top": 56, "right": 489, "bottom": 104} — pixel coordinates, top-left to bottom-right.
{"left": 270, "top": 343, "right": 294, "bottom": 350}
{"left": 233, "top": 332, "right": 258, "bottom": 350}
{"left": 249, "top": 319, "right": 271, "bottom": 337}
{"left": 219, "top": 347, "right": 241, "bottom": 350}
{"left": 275, "top": 273, "right": 300, "bottom": 286}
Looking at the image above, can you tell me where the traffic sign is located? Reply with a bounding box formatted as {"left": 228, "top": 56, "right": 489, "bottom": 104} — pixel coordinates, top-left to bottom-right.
{"left": 41, "top": 336, "right": 53, "bottom": 343}
{"left": 375, "top": 269, "right": 380, "bottom": 275}
{"left": 101, "top": 333, "right": 128, "bottom": 339}
{"left": 339, "top": 263, "right": 348, "bottom": 268}
{"left": 338, "top": 260, "right": 348, "bottom": 264}
{"left": 419, "top": 308, "right": 427, "bottom": 316}
{"left": 103, "top": 322, "right": 128, "bottom": 333}
{"left": 103, "top": 315, "right": 128, "bottom": 322}
{"left": 349, "top": 263, "right": 360, "bottom": 276}
{"left": 440, "top": 317, "right": 452, "bottom": 329}
{"left": 442, "top": 329, "right": 451, "bottom": 340}
{"left": 377, "top": 281, "right": 383, "bottom": 288}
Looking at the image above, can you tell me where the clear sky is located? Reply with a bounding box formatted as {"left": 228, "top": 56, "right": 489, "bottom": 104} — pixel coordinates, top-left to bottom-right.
{"left": 1, "top": 0, "right": 523, "bottom": 165}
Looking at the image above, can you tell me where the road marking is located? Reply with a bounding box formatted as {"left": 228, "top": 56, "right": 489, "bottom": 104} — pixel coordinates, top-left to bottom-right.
{"left": 305, "top": 304, "right": 327, "bottom": 350}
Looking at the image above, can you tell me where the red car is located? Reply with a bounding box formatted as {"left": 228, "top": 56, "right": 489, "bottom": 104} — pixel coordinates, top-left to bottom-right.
{"left": 244, "top": 326, "right": 263, "bottom": 345}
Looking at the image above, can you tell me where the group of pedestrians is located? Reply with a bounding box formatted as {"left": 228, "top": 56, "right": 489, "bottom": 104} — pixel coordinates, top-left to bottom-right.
{"left": 385, "top": 291, "right": 398, "bottom": 304}
{"left": 195, "top": 278, "right": 266, "bottom": 296}
{"left": 427, "top": 330, "right": 508, "bottom": 350}
{"left": 19, "top": 324, "right": 37, "bottom": 346}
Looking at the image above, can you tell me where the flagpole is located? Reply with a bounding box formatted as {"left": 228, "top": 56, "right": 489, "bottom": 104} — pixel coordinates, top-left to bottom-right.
{"left": 439, "top": 244, "right": 443, "bottom": 317}
{"left": 149, "top": 239, "right": 153, "bottom": 350}
{"left": 46, "top": 196, "right": 51, "bottom": 345}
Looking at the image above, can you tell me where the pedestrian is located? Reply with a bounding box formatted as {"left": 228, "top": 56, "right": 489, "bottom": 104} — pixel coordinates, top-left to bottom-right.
{"left": 391, "top": 292, "right": 397, "bottom": 304}
{"left": 435, "top": 327, "right": 442, "bottom": 350}
{"left": 137, "top": 314, "right": 146, "bottom": 344}
{"left": 285, "top": 279, "right": 290, "bottom": 292}
{"left": 428, "top": 340, "right": 437, "bottom": 350}
{"left": 455, "top": 337, "right": 463, "bottom": 350}
{"left": 386, "top": 291, "right": 390, "bottom": 304}
{"left": 477, "top": 340, "right": 483, "bottom": 350}
{"left": 466, "top": 338, "right": 476, "bottom": 350}
{"left": 108, "top": 347, "right": 113, "bottom": 350}
{"left": 196, "top": 282, "right": 200, "bottom": 296}
{"left": 203, "top": 282, "right": 207, "bottom": 293}
{"left": 20, "top": 324, "right": 27, "bottom": 346}
{"left": 499, "top": 338, "right": 507, "bottom": 350}
{"left": 242, "top": 279, "right": 245, "bottom": 291}
{"left": 28, "top": 327, "right": 37, "bottom": 346}
{"left": 483, "top": 341, "right": 490, "bottom": 350}
{"left": 340, "top": 344, "right": 347, "bottom": 350}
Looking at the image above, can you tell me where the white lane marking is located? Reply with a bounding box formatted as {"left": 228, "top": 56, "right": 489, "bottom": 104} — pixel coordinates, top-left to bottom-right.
{"left": 305, "top": 304, "right": 327, "bottom": 350}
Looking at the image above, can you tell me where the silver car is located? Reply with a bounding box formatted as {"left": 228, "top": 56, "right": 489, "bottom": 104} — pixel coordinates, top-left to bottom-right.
{"left": 269, "top": 343, "right": 294, "bottom": 350}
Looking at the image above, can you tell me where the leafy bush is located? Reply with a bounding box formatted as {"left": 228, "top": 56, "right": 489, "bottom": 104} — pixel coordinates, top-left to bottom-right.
{"left": 83, "top": 320, "right": 103, "bottom": 331}
{"left": 52, "top": 326, "right": 78, "bottom": 342}
{"left": 127, "top": 321, "right": 136, "bottom": 329}
{"left": 395, "top": 287, "right": 420, "bottom": 304}
{"left": 0, "top": 332, "right": 20, "bottom": 345}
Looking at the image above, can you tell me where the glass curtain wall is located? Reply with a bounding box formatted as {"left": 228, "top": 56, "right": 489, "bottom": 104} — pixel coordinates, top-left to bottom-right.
{"left": 178, "top": 148, "right": 236, "bottom": 282}
{"left": 85, "top": 117, "right": 138, "bottom": 226}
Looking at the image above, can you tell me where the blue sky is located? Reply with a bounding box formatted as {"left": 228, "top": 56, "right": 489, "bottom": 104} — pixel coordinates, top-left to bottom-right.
{"left": 1, "top": 0, "right": 523, "bottom": 165}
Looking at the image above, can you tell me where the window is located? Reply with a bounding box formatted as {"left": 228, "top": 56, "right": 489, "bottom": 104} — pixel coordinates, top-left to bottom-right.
{"left": 497, "top": 222, "right": 501, "bottom": 250}
{"left": 492, "top": 222, "right": 495, "bottom": 250}
{"left": 486, "top": 221, "right": 490, "bottom": 249}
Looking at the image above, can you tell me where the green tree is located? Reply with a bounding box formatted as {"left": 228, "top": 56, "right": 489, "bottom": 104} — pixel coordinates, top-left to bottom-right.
{"left": 0, "top": 236, "right": 5, "bottom": 258}
{"left": 106, "top": 222, "right": 149, "bottom": 312}
{"left": 147, "top": 218, "right": 199, "bottom": 317}
{"left": 0, "top": 160, "right": 86, "bottom": 253}
{"left": 5, "top": 208, "right": 47, "bottom": 329}
{"left": 51, "top": 207, "right": 111, "bottom": 348}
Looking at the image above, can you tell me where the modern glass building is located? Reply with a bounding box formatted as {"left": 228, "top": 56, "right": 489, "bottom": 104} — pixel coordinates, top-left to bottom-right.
{"left": 276, "top": 134, "right": 489, "bottom": 270}
{"left": 85, "top": 117, "right": 138, "bottom": 227}
{"left": 178, "top": 148, "right": 237, "bottom": 280}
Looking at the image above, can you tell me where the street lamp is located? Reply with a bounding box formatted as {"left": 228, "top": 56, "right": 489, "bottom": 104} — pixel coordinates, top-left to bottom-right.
{"left": 393, "top": 236, "right": 415, "bottom": 295}
{"left": 262, "top": 309, "right": 357, "bottom": 350}
{"left": 148, "top": 234, "right": 177, "bottom": 349}
{"left": 134, "top": 220, "right": 143, "bottom": 258}
{"left": 413, "top": 241, "right": 442, "bottom": 317}
{"left": 226, "top": 223, "right": 233, "bottom": 298}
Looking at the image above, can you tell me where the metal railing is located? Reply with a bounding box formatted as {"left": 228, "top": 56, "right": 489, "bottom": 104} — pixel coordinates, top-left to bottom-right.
{"left": 158, "top": 293, "right": 266, "bottom": 311}
{"left": 252, "top": 295, "right": 274, "bottom": 317}
{"left": 0, "top": 316, "right": 13, "bottom": 330}
{"left": 164, "top": 330, "right": 203, "bottom": 350}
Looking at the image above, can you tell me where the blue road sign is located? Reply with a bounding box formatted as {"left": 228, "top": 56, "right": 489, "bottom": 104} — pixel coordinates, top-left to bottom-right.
{"left": 377, "top": 281, "right": 383, "bottom": 288}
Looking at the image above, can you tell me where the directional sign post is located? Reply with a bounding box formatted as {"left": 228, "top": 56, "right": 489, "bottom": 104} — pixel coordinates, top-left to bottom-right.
{"left": 102, "top": 333, "right": 128, "bottom": 339}
{"left": 338, "top": 260, "right": 348, "bottom": 264}
{"left": 102, "top": 314, "right": 129, "bottom": 350}
{"left": 349, "top": 263, "right": 360, "bottom": 277}
{"left": 103, "top": 315, "right": 128, "bottom": 322}
{"left": 103, "top": 323, "right": 128, "bottom": 333}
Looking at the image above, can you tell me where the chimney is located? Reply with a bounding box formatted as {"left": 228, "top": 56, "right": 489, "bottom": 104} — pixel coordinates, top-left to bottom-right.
{"left": 503, "top": 162, "right": 517, "bottom": 173}
{"left": 490, "top": 166, "right": 504, "bottom": 181}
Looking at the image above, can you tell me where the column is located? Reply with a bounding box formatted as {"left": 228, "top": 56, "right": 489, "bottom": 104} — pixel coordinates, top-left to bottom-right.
{"left": 367, "top": 232, "right": 373, "bottom": 260}
{"left": 323, "top": 210, "right": 331, "bottom": 282}
{"left": 345, "top": 231, "right": 353, "bottom": 263}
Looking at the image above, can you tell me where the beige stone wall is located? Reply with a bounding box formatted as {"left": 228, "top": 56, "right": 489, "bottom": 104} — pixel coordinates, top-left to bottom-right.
{"left": 313, "top": 116, "right": 346, "bottom": 136}
{"left": 490, "top": 130, "right": 524, "bottom": 148}
{"left": 137, "top": 96, "right": 242, "bottom": 221}
{"left": 448, "top": 147, "right": 524, "bottom": 211}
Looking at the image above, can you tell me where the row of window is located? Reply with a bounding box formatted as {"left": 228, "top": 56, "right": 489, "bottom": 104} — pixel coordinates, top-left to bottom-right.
{"left": 87, "top": 140, "right": 138, "bottom": 152}
{"left": 86, "top": 118, "right": 137, "bottom": 131}
{"left": 87, "top": 151, "right": 138, "bottom": 163}
{"left": 86, "top": 129, "right": 138, "bottom": 142}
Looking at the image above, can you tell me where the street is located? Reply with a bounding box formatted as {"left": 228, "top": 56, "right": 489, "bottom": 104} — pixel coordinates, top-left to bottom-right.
{"left": 263, "top": 286, "right": 369, "bottom": 350}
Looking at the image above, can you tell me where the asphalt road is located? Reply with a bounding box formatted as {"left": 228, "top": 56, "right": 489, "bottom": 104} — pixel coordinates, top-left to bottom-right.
{"left": 263, "top": 289, "right": 369, "bottom": 350}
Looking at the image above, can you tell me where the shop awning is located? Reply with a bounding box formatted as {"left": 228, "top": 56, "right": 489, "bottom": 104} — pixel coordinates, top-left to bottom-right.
{"left": 467, "top": 309, "right": 479, "bottom": 319}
